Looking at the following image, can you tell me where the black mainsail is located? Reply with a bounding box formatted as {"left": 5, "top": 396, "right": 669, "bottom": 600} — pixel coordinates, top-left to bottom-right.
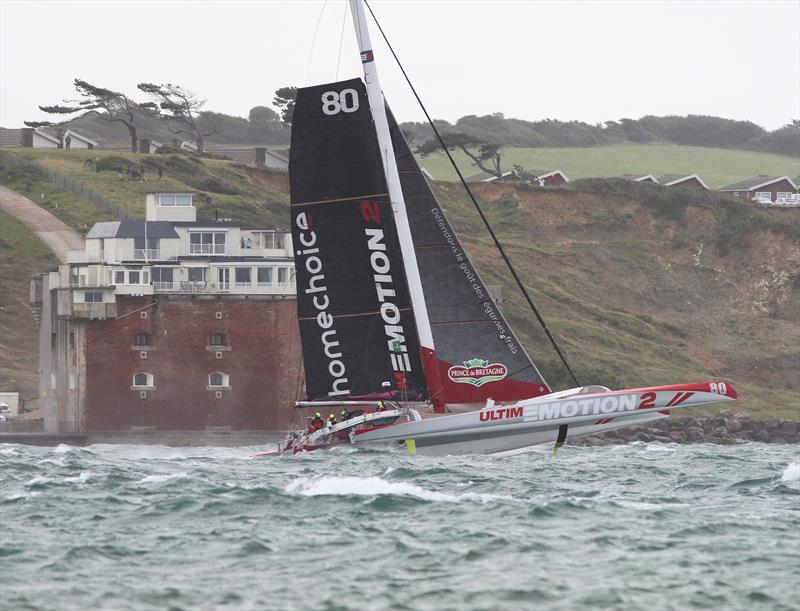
{"left": 290, "top": 78, "right": 426, "bottom": 401}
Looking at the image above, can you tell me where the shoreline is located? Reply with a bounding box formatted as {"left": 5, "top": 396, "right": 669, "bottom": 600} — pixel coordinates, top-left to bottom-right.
{"left": 1, "top": 411, "right": 797, "bottom": 447}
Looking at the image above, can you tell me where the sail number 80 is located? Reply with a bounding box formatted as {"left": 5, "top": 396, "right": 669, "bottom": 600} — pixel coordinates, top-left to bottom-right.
{"left": 321, "top": 89, "right": 359, "bottom": 115}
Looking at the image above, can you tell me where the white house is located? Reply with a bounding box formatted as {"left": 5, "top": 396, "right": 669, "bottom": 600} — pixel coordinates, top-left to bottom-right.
{"left": 62, "top": 191, "right": 295, "bottom": 314}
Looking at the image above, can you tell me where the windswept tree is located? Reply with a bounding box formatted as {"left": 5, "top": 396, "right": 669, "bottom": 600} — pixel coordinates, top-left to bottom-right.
{"left": 26, "top": 79, "right": 155, "bottom": 152}
{"left": 417, "top": 132, "right": 507, "bottom": 180}
{"left": 273, "top": 86, "right": 297, "bottom": 125}
{"left": 137, "top": 82, "right": 215, "bottom": 152}
{"left": 248, "top": 105, "right": 279, "bottom": 125}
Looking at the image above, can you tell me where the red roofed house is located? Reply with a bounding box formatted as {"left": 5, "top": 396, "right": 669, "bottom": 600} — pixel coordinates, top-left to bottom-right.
{"left": 719, "top": 176, "right": 798, "bottom": 203}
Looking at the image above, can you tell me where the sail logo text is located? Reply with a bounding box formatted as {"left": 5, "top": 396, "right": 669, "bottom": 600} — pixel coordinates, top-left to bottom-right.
{"left": 363, "top": 202, "right": 412, "bottom": 378}
{"left": 295, "top": 211, "right": 350, "bottom": 397}
{"left": 448, "top": 358, "right": 508, "bottom": 387}
{"left": 480, "top": 407, "right": 523, "bottom": 422}
{"left": 525, "top": 394, "right": 639, "bottom": 423}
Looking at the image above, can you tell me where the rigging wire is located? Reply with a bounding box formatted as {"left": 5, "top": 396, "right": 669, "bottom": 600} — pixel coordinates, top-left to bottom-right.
{"left": 363, "top": 0, "right": 581, "bottom": 388}
{"left": 335, "top": 1, "right": 348, "bottom": 81}
{"left": 305, "top": 0, "right": 329, "bottom": 86}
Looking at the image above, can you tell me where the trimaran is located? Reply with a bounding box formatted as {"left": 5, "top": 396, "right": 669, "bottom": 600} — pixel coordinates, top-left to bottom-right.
{"left": 259, "top": 0, "right": 736, "bottom": 457}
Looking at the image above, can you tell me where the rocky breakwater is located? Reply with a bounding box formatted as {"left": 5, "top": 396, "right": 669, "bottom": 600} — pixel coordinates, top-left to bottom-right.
{"left": 569, "top": 410, "right": 800, "bottom": 446}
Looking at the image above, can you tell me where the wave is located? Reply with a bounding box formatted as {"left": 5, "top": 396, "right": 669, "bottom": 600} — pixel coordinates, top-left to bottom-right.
{"left": 135, "top": 472, "right": 190, "bottom": 485}
{"left": 284, "top": 476, "right": 511, "bottom": 504}
{"left": 780, "top": 462, "right": 800, "bottom": 483}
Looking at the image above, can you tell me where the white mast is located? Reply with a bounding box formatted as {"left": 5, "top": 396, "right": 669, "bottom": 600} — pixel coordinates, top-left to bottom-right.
{"left": 349, "top": 0, "right": 445, "bottom": 411}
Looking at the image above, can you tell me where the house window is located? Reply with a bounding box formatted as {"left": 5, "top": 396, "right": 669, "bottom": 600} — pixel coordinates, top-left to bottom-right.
{"left": 189, "top": 232, "right": 226, "bottom": 254}
{"left": 84, "top": 291, "right": 103, "bottom": 303}
{"left": 134, "top": 237, "right": 159, "bottom": 259}
{"left": 188, "top": 268, "right": 207, "bottom": 282}
{"left": 128, "top": 271, "right": 140, "bottom": 284}
{"left": 133, "top": 333, "right": 151, "bottom": 346}
{"left": 257, "top": 267, "right": 272, "bottom": 285}
{"left": 132, "top": 372, "right": 154, "bottom": 387}
{"left": 277, "top": 268, "right": 288, "bottom": 285}
{"left": 158, "top": 194, "right": 192, "bottom": 207}
{"left": 208, "top": 372, "right": 229, "bottom": 387}
{"left": 209, "top": 333, "right": 226, "bottom": 346}
{"left": 235, "top": 267, "right": 251, "bottom": 286}
{"left": 114, "top": 271, "right": 125, "bottom": 285}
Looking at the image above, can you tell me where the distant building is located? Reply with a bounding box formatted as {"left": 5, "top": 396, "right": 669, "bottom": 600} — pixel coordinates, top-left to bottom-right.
{"left": 528, "top": 169, "right": 569, "bottom": 186}
{"left": 31, "top": 191, "right": 301, "bottom": 434}
{"left": 138, "top": 138, "right": 163, "bottom": 154}
{"left": 464, "top": 170, "right": 517, "bottom": 183}
{"left": 655, "top": 174, "right": 708, "bottom": 189}
{"left": 0, "top": 127, "right": 97, "bottom": 149}
{"left": 619, "top": 174, "right": 659, "bottom": 184}
{"left": 0, "top": 127, "right": 60, "bottom": 148}
{"left": 719, "top": 176, "right": 798, "bottom": 203}
{"left": 207, "top": 147, "right": 289, "bottom": 171}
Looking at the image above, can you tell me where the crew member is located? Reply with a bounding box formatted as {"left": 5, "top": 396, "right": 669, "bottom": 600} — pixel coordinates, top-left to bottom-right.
{"left": 340, "top": 409, "right": 349, "bottom": 422}
{"left": 327, "top": 413, "right": 337, "bottom": 426}
{"left": 376, "top": 400, "right": 385, "bottom": 412}
{"left": 308, "top": 411, "right": 324, "bottom": 433}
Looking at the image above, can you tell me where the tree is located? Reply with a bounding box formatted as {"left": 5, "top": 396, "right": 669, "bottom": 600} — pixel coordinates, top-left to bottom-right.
{"left": 417, "top": 132, "right": 507, "bottom": 179}
{"left": 273, "top": 86, "right": 297, "bottom": 125}
{"left": 248, "top": 105, "right": 279, "bottom": 125}
{"left": 137, "top": 82, "right": 215, "bottom": 152}
{"left": 27, "top": 79, "right": 154, "bottom": 152}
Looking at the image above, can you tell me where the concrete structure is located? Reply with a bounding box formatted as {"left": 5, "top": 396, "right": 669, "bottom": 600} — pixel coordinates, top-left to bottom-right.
{"left": 719, "top": 176, "right": 799, "bottom": 203}
{"left": 655, "top": 174, "right": 708, "bottom": 189}
{"left": 31, "top": 191, "right": 302, "bottom": 434}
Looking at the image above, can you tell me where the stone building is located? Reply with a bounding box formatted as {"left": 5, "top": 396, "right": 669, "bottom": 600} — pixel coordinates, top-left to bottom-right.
{"left": 31, "top": 191, "right": 302, "bottom": 434}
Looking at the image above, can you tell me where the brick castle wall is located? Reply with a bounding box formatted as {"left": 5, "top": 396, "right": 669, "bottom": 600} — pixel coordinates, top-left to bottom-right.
{"left": 83, "top": 296, "right": 302, "bottom": 431}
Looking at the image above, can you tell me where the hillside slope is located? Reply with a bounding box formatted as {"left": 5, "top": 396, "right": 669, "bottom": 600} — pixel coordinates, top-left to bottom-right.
{"left": 420, "top": 144, "right": 800, "bottom": 187}
{"left": 1, "top": 149, "right": 797, "bottom": 418}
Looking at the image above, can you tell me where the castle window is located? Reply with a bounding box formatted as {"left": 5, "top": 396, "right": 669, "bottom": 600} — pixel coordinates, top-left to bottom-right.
{"left": 208, "top": 372, "right": 229, "bottom": 388}
{"left": 133, "top": 333, "right": 151, "bottom": 346}
{"left": 132, "top": 372, "right": 154, "bottom": 388}
{"left": 209, "top": 333, "right": 226, "bottom": 346}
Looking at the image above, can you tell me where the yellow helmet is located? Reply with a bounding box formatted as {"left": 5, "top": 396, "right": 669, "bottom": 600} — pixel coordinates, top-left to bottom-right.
{"left": 315, "top": 412, "right": 321, "bottom": 417}
{"left": 328, "top": 413, "right": 335, "bottom": 419}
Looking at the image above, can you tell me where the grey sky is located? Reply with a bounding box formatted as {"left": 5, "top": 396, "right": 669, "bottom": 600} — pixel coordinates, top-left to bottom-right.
{"left": 1, "top": 1, "right": 798, "bottom": 131}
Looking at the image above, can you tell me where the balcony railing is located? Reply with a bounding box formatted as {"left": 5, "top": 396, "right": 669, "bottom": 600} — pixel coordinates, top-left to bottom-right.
{"left": 132, "top": 248, "right": 161, "bottom": 260}
{"left": 154, "top": 281, "right": 229, "bottom": 294}
{"left": 189, "top": 245, "right": 226, "bottom": 255}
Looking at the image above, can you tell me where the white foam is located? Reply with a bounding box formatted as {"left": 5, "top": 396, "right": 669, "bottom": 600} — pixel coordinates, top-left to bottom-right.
{"left": 64, "top": 471, "right": 93, "bottom": 484}
{"left": 780, "top": 462, "right": 800, "bottom": 483}
{"left": 25, "top": 476, "right": 50, "bottom": 487}
{"left": 0, "top": 447, "right": 18, "bottom": 457}
{"left": 136, "top": 472, "right": 189, "bottom": 485}
{"left": 53, "top": 444, "right": 72, "bottom": 454}
{"left": 284, "top": 476, "right": 511, "bottom": 504}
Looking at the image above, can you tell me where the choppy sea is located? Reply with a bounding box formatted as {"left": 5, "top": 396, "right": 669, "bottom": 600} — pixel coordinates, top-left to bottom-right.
{"left": 1, "top": 441, "right": 798, "bottom": 610}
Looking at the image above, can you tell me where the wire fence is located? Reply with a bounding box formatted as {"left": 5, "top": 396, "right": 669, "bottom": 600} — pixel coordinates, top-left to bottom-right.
{"left": 0, "top": 149, "right": 128, "bottom": 220}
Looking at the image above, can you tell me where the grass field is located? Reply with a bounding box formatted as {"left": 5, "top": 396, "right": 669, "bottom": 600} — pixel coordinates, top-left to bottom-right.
{"left": 417, "top": 143, "right": 800, "bottom": 188}
{"left": 6, "top": 149, "right": 289, "bottom": 229}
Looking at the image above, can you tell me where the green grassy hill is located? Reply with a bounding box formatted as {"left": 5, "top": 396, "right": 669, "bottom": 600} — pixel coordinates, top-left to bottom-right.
{"left": 1, "top": 148, "right": 797, "bottom": 418}
{"left": 0, "top": 212, "right": 58, "bottom": 400}
{"left": 418, "top": 144, "right": 800, "bottom": 187}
